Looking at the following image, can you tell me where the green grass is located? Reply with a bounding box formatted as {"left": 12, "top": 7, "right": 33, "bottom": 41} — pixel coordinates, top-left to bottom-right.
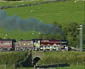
{"left": 0, "top": 64, "right": 15, "bottom": 69}
{"left": 0, "top": 64, "right": 6, "bottom": 69}
{"left": 0, "top": 51, "right": 29, "bottom": 64}
{"left": 3, "top": 1, "right": 84, "bottom": 24}
{"left": 38, "top": 51, "right": 85, "bottom": 65}
{"left": 0, "top": 29, "right": 41, "bottom": 40}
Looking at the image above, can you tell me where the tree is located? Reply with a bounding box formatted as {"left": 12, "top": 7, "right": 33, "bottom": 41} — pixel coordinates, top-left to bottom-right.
{"left": 63, "top": 22, "right": 79, "bottom": 48}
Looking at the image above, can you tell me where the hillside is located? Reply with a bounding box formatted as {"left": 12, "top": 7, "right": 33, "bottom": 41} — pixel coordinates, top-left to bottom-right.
{"left": 3, "top": 1, "right": 84, "bottom": 24}
{"left": 0, "top": 1, "right": 85, "bottom": 47}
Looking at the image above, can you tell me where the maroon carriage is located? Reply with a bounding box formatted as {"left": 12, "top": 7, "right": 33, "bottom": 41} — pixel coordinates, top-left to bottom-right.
{"left": 0, "top": 39, "right": 16, "bottom": 51}
{"left": 40, "top": 40, "right": 68, "bottom": 51}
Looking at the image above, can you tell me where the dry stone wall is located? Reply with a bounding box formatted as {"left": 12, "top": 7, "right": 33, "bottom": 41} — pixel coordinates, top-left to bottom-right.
{"left": 0, "top": 0, "right": 66, "bottom": 9}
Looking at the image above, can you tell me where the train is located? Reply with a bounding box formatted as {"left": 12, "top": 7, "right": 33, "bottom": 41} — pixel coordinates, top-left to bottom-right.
{"left": 0, "top": 39, "right": 16, "bottom": 51}
{"left": 0, "top": 39, "right": 68, "bottom": 51}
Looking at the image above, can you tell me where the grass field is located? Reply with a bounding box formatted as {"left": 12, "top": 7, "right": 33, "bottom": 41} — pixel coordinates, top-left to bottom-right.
{"left": 3, "top": 1, "right": 84, "bottom": 24}
{"left": 0, "top": 30, "right": 40, "bottom": 40}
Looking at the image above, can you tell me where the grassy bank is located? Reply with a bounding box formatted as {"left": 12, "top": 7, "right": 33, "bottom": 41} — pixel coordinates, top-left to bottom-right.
{"left": 38, "top": 51, "right": 85, "bottom": 65}
{"left": 0, "top": 51, "right": 29, "bottom": 64}
{"left": 0, "top": 51, "right": 31, "bottom": 69}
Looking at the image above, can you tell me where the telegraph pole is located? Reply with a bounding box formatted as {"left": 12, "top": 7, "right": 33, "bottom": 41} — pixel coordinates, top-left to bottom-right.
{"left": 79, "top": 25, "right": 83, "bottom": 52}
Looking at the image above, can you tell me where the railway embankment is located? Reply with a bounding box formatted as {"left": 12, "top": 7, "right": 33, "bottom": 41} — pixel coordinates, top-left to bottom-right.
{"left": 0, "top": 51, "right": 85, "bottom": 69}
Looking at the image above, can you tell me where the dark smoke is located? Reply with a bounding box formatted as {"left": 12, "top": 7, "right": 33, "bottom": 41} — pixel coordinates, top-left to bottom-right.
{"left": 0, "top": 10, "right": 64, "bottom": 34}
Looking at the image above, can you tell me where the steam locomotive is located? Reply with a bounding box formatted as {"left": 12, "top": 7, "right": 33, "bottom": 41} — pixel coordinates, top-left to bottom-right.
{"left": 0, "top": 39, "right": 68, "bottom": 51}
